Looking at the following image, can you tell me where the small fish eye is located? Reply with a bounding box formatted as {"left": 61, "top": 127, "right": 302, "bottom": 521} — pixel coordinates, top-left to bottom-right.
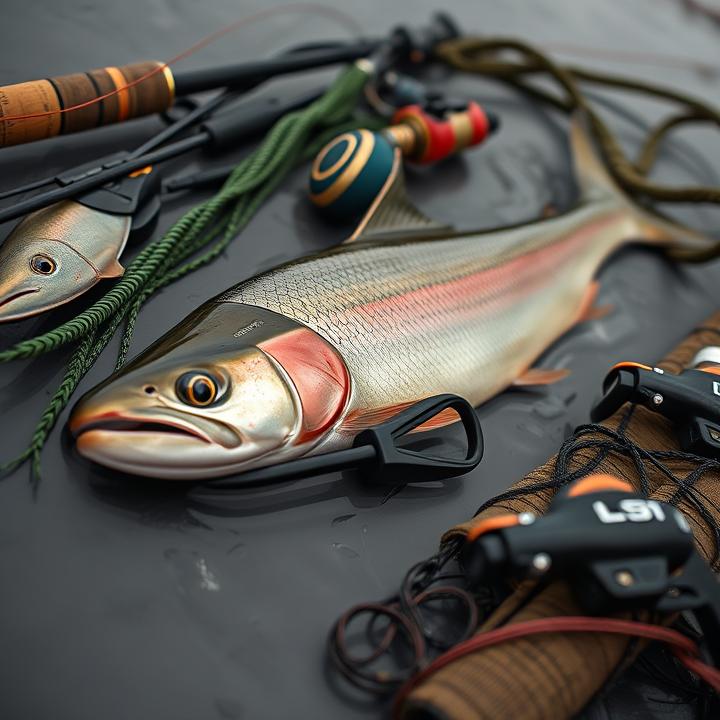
{"left": 176, "top": 372, "right": 219, "bottom": 407}
{"left": 30, "top": 254, "right": 57, "bottom": 275}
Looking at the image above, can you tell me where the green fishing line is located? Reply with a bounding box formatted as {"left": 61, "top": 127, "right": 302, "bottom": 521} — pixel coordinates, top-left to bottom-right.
{"left": 0, "top": 62, "right": 382, "bottom": 480}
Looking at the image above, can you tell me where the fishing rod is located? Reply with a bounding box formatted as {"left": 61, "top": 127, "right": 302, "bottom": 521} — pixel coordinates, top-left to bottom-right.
{"left": 0, "top": 38, "right": 351, "bottom": 218}
{"left": 0, "top": 85, "right": 326, "bottom": 227}
{"left": 0, "top": 14, "right": 460, "bottom": 225}
{"left": 0, "top": 13, "right": 459, "bottom": 149}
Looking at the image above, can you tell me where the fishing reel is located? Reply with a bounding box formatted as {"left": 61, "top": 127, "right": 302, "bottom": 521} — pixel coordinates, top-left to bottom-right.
{"left": 308, "top": 100, "right": 498, "bottom": 218}
{"left": 591, "top": 349, "right": 720, "bottom": 459}
{"left": 462, "top": 474, "right": 720, "bottom": 661}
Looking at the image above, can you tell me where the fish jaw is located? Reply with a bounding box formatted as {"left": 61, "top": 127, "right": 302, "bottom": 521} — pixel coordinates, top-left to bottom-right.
{"left": 69, "top": 303, "right": 352, "bottom": 480}
{"left": 0, "top": 287, "right": 41, "bottom": 321}
{"left": 73, "top": 414, "right": 289, "bottom": 481}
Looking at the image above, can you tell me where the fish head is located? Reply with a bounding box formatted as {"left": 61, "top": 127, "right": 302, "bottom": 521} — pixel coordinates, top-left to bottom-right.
{"left": 69, "top": 303, "right": 350, "bottom": 479}
{"left": 0, "top": 237, "right": 103, "bottom": 322}
{"left": 0, "top": 201, "right": 128, "bottom": 322}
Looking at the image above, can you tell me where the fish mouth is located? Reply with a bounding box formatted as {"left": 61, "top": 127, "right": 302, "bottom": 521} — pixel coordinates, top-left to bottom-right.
{"left": 0, "top": 287, "right": 40, "bottom": 318}
{"left": 70, "top": 409, "right": 292, "bottom": 480}
{"left": 71, "top": 412, "right": 213, "bottom": 445}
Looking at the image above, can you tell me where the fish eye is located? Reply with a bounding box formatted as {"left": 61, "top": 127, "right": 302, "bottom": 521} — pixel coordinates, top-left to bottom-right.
{"left": 30, "top": 254, "right": 57, "bottom": 275}
{"left": 176, "top": 372, "right": 219, "bottom": 407}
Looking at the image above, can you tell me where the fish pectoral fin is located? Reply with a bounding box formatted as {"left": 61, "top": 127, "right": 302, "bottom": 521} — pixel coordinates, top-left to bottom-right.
{"left": 346, "top": 148, "right": 453, "bottom": 244}
{"left": 340, "top": 402, "right": 414, "bottom": 432}
{"left": 579, "top": 303, "right": 614, "bottom": 323}
{"left": 574, "top": 280, "right": 613, "bottom": 324}
{"left": 98, "top": 258, "right": 125, "bottom": 279}
{"left": 512, "top": 367, "right": 571, "bottom": 387}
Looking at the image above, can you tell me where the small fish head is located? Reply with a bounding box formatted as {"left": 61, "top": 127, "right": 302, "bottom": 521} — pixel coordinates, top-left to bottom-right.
{"left": 69, "top": 303, "right": 350, "bottom": 479}
{"left": 0, "top": 200, "right": 128, "bottom": 322}
{"left": 0, "top": 238, "right": 100, "bottom": 322}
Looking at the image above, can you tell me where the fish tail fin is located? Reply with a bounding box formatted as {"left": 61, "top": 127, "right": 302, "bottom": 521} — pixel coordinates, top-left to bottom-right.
{"left": 571, "top": 110, "right": 719, "bottom": 261}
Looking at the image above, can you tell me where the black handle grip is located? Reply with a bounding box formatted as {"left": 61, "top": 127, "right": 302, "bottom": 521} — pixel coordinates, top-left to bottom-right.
{"left": 202, "top": 87, "right": 324, "bottom": 150}
{"left": 354, "top": 393, "right": 483, "bottom": 484}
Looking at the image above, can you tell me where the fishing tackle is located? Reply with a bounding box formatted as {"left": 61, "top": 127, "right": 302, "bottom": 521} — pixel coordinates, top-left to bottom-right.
{"left": 591, "top": 350, "right": 720, "bottom": 459}
{"left": 0, "top": 88, "right": 326, "bottom": 323}
{"left": 395, "top": 475, "right": 720, "bottom": 706}
{"left": 197, "top": 394, "right": 483, "bottom": 491}
{"left": 0, "top": 84, "right": 327, "bottom": 226}
{"left": 11, "top": 25, "right": 720, "bottom": 480}
{"left": 0, "top": 12, "right": 458, "bottom": 149}
{"left": 308, "top": 101, "right": 498, "bottom": 218}
{"left": 329, "top": 474, "right": 720, "bottom": 699}
{"left": 463, "top": 474, "right": 719, "bottom": 626}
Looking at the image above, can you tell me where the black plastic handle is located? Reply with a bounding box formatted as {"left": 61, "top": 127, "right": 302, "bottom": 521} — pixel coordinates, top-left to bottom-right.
{"left": 202, "top": 87, "right": 325, "bottom": 150}
{"left": 354, "top": 393, "right": 483, "bottom": 484}
{"left": 197, "top": 393, "right": 482, "bottom": 491}
{"left": 591, "top": 367, "right": 640, "bottom": 422}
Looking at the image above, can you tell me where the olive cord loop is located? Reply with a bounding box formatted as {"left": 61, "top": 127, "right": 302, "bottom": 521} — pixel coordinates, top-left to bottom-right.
{"left": 436, "top": 37, "right": 720, "bottom": 205}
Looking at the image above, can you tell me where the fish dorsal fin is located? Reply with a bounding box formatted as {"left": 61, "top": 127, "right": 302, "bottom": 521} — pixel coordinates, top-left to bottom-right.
{"left": 569, "top": 110, "right": 624, "bottom": 203}
{"left": 346, "top": 149, "right": 453, "bottom": 244}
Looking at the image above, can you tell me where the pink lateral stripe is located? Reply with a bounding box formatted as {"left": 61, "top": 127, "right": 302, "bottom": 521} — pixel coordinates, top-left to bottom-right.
{"left": 343, "top": 211, "right": 624, "bottom": 333}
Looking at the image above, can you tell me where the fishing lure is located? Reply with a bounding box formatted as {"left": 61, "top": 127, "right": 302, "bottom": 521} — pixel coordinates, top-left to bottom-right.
{"left": 68, "top": 112, "right": 717, "bottom": 480}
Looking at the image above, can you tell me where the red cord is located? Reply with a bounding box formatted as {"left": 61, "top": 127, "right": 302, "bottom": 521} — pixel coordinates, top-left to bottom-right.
{"left": 0, "top": 3, "right": 362, "bottom": 124}
{"left": 392, "top": 616, "right": 720, "bottom": 716}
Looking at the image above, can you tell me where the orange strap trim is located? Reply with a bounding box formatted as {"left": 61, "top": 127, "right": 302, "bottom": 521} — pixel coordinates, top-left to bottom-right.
{"left": 568, "top": 474, "right": 633, "bottom": 497}
{"left": 610, "top": 361, "right": 653, "bottom": 373}
{"left": 466, "top": 514, "right": 520, "bottom": 542}
{"left": 698, "top": 366, "right": 720, "bottom": 377}
{"left": 128, "top": 165, "right": 153, "bottom": 178}
{"left": 104, "top": 66, "right": 130, "bottom": 121}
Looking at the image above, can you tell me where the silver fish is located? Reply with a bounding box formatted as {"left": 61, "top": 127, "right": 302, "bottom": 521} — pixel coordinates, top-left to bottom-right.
{"left": 0, "top": 200, "right": 127, "bottom": 322}
{"left": 68, "top": 115, "right": 716, "bottom": 479}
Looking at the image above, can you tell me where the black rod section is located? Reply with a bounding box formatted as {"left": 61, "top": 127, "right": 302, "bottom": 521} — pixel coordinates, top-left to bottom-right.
{"left": 0, "top": 134, "right": 208, "bottom": 225}
{"left": 173, "top": 40, "right": 379, "bottom": 95}
{"left": 198, "top": 445, "right": 375, "bottom": 491}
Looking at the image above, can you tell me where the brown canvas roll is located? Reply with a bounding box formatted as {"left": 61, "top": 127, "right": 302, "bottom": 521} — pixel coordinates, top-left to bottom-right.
{"left": 400, "top": 312, "right": 720, "bottom": 720}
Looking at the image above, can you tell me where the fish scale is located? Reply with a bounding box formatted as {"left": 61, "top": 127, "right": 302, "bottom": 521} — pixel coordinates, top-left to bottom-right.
{"left": 221, "top": 200, "right": 629, "bottom": 424}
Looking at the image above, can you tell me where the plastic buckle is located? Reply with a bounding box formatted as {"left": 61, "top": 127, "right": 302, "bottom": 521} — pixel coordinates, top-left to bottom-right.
{"left": 591, "top": 361, "right": 720, "bottom": 459}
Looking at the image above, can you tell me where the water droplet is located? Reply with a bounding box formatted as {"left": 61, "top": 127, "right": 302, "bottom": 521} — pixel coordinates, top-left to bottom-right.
{"left": 331, "top": 513, "right": 356, "bottom": 527}
{"left": 331, "top": 542, "right": 360, "bottom": 559}
{"left": 164, "top": 549, "right": 221, "bottom": 593}
{"left": 532, "top": 395, "right": 566, "bottom": 420}
{"left": 227, "top": 542, "right": 246, "bottom": 556}
{"left": 517, "top": 421, "right": 544, "bottom": 438}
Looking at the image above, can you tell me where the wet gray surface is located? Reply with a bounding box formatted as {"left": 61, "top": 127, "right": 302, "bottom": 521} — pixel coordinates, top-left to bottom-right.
{"left": 1, "top": 1, "right": 720, "bottom": 718}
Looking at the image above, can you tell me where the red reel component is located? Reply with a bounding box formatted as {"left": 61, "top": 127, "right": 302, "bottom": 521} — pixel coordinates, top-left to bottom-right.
{"left": 388, "top": 101, "right": 494, "bottom": 164}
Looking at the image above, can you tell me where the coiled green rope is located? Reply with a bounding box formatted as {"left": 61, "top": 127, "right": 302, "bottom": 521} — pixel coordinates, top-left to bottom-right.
{"left": 1, "top": 62, "right": 381, "bottom": 480}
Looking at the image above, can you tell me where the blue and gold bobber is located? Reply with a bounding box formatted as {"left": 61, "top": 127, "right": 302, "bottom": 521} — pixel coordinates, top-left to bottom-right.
{"left": 309, "top": 102, "right": 498, "bottom": 219}
{"left": 308, "top": 129, "right": 395, "bottom": 218}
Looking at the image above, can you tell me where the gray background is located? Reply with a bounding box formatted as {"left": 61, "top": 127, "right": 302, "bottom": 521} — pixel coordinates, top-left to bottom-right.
{"left": 1, "top": 1, "right": 720, "bottom": 718}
